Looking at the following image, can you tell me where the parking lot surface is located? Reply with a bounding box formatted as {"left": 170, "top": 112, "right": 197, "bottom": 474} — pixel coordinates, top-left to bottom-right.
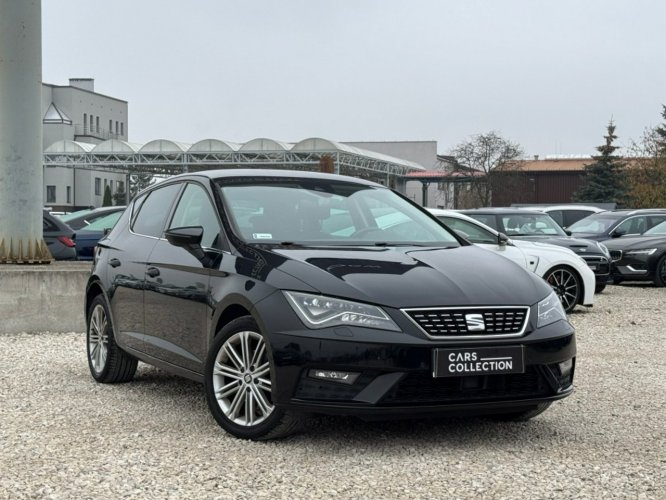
{"left": 1, "top": 285, "right": 664, "bottom": 499}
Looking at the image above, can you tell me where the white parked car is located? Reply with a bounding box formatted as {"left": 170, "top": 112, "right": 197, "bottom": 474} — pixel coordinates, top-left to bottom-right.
{"left": 519, "top": 205, "right": 606, "bottom": 229}
{"left": 428, "top": 209, "right": 595, "bottom": 313}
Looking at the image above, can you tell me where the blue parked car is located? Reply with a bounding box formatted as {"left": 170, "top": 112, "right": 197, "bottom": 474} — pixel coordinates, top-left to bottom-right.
{"left": 76, "top": 211, "right": 123, "bottom": 260}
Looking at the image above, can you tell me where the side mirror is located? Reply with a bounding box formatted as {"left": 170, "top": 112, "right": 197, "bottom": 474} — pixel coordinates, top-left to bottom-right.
{"left": 498, "top": 232, "right": 510, "bottom": 246}
{"left": 564, "top": 229, "right": 572, "bottom": 236}
{"left": 610, "top": 228, "right": 626, "bottom": 238}
{"left": 165, "top": 226, "right": 203, "bottom": 248}
{"left": 165, "top": 226, "right": 213, "bottom": 267}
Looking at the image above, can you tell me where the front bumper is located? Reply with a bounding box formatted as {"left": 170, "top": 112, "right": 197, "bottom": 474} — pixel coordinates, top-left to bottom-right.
{"left": 579, "top": 254, "right": 611, "bottom": 286}
{"left": 255, "top": 293, "right": 576, "bottom": 418}
{"left": 610, "top": 254, "right": 654, "bottom": 282}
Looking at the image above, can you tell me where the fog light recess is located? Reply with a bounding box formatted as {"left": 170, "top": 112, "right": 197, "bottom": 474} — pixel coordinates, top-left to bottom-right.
{"left": 309, "top": 369, "right": 360, "bottom": 385}
{"left": 558, "top": 359, "right": 573, "bottom": 377}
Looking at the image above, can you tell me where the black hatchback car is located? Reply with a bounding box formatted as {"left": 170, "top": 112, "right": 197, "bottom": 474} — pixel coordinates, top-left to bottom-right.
{"left": 85, "top": 170, "right": 576, "bottom": 440}
{"left": 460, "top": 208, "right": 611, "bottom": 293}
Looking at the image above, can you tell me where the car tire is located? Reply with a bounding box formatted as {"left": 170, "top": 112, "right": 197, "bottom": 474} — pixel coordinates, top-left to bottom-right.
{"left": 204, "top": 316, "right": 303, "bottom": 440}
{"left": 86, "top": 294, "right": 138, "bottom": 383}
{"left": 611, "top": 276, "right": 623, "bottom": 285}
{"left": 544, "top": 266, "right": 582, "bottom": 313}
{"left": 489, "top": 402, "right": 552, "bottom": 422}
{"left": 654, "top": 255, "right": 666, "bottom": 287}
{"left": 594, "top": 283, "right": 606, "bottom": 293}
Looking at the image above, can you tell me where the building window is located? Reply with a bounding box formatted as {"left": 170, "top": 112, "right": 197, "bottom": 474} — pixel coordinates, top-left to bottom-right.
{"left": 110, "top": 180, "right": 114, "bottom": 192}
{"left": 95, "top": 177, "right": 101, "bottom": 196}
{"left": 66, "top": 186, "right": 71, "bottom": 204}
{"left": 109, "top": 119, "right": 113, "bottom": 135}
{"left": 104, "top": 179, "right": 108, "bottom": 189}
{"left": 115, "top": 121, "right": 119, "bottom": 135}
{"left": 96, "top": 116, "right": 100, "bottom": 134}
{"left": 83, "top": 113, "right": 87, "bottom": 133}
{"left": 120, "top": 122, "right": 124, "bottom": 136}
{"left": 90, "top": 114, "right": 94, "bottom": 132}
{"left": 118, "top": 180, "right": 125, "bottom": 194}
{"left": 46, "top": 185, "right": 56, "bottom": 203}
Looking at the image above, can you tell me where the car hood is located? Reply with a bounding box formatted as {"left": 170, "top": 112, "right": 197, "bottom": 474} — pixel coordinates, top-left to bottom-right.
{"left": 514, "top": 235, "right": 602, "bottom": 255}
{"left": 511, "top": 239, "right": 577, "bottom": 256}
{"left": 568, "top": 232, "right": 605, "bottom": 241}
{"left": 604, "top": 235, "right": 666, "bottom": 250}
{"left": 261, "top": 245, "right": 551, "bottom": 308}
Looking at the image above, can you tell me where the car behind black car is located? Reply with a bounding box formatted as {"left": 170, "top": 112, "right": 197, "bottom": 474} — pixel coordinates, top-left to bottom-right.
{"left": 85, "top": 170, "right": 576, "bottom": 440}
{"left": 43, "top": 210, "right": 76, "bottom": 260}
{"left": 460, "top": 208, "right": 611, "bottom": 293}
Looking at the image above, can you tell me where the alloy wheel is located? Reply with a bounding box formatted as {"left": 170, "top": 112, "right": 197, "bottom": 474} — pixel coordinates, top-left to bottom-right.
{"left": 212, "top": 331, "right": 274, "bottom": 426}
{"left": 546, "top": 268, "right": 579, "bottom": 312}
{"left": 88, "top": 303, "right": 109, "bottom": 373}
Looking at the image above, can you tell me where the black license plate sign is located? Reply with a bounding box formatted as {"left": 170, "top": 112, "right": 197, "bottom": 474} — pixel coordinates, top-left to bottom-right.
{"left": 433, "top": 346, "right": 525, "bottom": 378}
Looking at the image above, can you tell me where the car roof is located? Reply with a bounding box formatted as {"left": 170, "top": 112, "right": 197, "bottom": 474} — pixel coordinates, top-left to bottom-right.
{"left": 459, "top": 208, "right": 546, "bottom": 216}
{"left": 163, "top": 169, "right": 383, "bottom": 187}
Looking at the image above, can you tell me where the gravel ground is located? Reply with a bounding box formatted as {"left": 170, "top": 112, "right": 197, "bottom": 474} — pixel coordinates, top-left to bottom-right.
{"left": 1, "top": 285, "right": 664, "bottom": 499}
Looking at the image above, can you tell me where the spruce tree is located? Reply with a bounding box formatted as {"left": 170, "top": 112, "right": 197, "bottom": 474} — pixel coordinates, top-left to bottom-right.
{"left": 573, "top": 121, "right": 629, "bottom": 207}
{"left": 655, "top": 105, "right": 666, "bottom": 155}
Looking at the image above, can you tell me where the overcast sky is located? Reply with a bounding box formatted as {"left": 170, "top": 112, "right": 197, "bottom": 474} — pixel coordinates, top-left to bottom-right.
{"left": 43, "top": 0, "right": 666, "bottom": 161}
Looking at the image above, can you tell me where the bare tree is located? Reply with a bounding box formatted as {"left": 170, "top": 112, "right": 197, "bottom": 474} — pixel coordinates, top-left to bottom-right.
{"left": 449, "top": 131, "right": 524, "bottom": 207}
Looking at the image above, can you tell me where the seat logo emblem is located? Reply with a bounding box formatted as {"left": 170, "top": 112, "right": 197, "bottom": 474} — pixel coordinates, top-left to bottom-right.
{"left": 465, "top": 314, "right": 485, "bottom": 331}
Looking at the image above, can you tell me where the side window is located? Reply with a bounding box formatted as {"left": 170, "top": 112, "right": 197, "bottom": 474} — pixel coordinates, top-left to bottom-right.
{"left": 440, "top": 217, "right": 496, "bottom": 244}
{"left": 131, "top": 183, "right": 181, "bottom": 238}
{"left": 168, "top": 183, "right": 221, "bottom": 248}
{"left": 616, "top": 216, "right": 646, "bottom": 235}
{"left": 648, "top": 215, "right": 666, "bottom": 229}
{"left": 563, "top": 210, "right": 591, "bottom": 228}
{"left": 469, "top": 214, "right": 498, "bottom": 230}
{"left": 548, "top": 210, "right": 564, "bottom": 227}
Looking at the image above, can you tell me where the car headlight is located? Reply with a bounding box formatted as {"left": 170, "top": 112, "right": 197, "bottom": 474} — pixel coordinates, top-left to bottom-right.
{"left": 597, "top": 242, "right": 610, "bottom": 257}
{"left": 537, "top": 291, "right": 567, "bottom": 328}
{"left": 284, "top": 291, "right": 400, "bottom": 331}
{"left": 625, "top": 248, "right": 657, "bottom": 256}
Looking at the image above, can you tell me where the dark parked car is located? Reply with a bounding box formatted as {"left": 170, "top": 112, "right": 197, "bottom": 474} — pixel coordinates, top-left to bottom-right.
{"left": 43, "top": 210, "right": 77, "bottom": 260}
{"left": 59, "top": 206, "right": 126, "bottom": 230}
{"left": 605, "top": 220, "right": 666, "bottom": 286}
{"left": 567, "top": 209, "right": 666, "bottom": 242}
{"left": 460, "top": 208, "right": 611, "bottom": 293}
{"left": 75, "top": 211, "right": 123, "bottom": 260}
{"left": 86, "top": 170, "right": 576, "bottom": 440}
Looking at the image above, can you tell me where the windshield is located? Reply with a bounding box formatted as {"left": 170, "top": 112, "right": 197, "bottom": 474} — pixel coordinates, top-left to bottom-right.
{"left": 644, "top": 220, "right": 666, "bottom": 236}
{"left": 568, "top": 213, "right": 623, "bottom": 234}
{"left": 79, "top": 211, "right": 122, "bottom": 232}
{"left": 501, "top": 213, "right": 566, "bottom": 236}
{"left": 217, "top": 178, "right": 459, "bottom": 247}
{"left": 59, "top": 209, "right": 93, "bottom": 222}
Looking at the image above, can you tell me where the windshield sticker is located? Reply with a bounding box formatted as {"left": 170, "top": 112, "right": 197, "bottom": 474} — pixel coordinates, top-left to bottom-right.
{"left": 252, "top": 233, "right": 273, "bottom": 240}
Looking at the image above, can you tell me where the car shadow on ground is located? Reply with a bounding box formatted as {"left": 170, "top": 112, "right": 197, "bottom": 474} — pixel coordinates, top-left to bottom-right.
{"left": 124, "top": 365, "right": 561, "bottom": 447}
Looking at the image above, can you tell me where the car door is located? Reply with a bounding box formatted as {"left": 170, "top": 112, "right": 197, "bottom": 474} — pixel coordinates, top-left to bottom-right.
{"left": 108, "top": 182, "right": 182, "bottom": 353}
{"left": 439, "top": 216, "right": 528, "bottom": 269}
{"left": 143, "top": 181, "right": 224, "bottom": 373}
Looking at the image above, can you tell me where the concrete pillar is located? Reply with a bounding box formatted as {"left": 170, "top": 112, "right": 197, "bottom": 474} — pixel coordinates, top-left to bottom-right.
{"left": 0, "top": 0, "right": 50, "bottom": 263}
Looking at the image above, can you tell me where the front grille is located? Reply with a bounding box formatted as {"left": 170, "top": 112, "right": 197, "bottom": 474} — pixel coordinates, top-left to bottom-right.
{"left": 403, "top": 307, "right": 529, "bottom": 338}
{"left": 381, "top": 367, "right": 551, "bottom": 404}
{"left": 609, "top": 250, "right": 623, "bottom": 262}
{"left": 581, "top": 255, "right": 611, "bottom": 274}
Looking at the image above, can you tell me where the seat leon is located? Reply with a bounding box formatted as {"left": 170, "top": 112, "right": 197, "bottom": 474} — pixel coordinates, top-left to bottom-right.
{"left": 85, "top": 170, "right": 576, "bottom": 440}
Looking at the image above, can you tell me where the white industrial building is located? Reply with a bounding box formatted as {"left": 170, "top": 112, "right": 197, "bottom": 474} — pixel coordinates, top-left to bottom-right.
{"left": 41, "top": 78, "right": 128, "bottom": 210}
{"left": 42, "top": 79, "right": 449, "bottom": 210}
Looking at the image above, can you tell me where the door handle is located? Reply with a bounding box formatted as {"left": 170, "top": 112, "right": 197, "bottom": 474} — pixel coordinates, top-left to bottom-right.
{"left": 146, "top": 267, "right": 160, "bottom": 278}
{"left": 109, "top": 258, "right": 121, "bottom": 268}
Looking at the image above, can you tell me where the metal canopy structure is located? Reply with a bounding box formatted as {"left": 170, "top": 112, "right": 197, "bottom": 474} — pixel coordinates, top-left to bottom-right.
{"left": 43, "top": 137, "right": 426, "bottom": 185}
